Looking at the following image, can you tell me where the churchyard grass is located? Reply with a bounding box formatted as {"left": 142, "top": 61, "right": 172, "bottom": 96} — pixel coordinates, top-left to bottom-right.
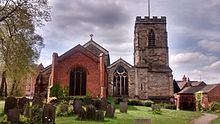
{"left": 56, "top": 105, "right": 202, "bottom": 124}
{"left": 211, "top": 113, "right": 220, "bottom": 124}
{"left": 0, "top": 100, "right": 202, "bottom": 124}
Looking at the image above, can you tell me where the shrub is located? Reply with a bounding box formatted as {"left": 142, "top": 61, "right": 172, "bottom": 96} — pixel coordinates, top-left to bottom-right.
{"left": 30, "top": 104, "right": 43, "bottom": 124}
{"left": 128, "top": 99, "right": 142, "bottom": 106}
{"left": 142, "top": 100, "right": 154, "bottom": 107}
{"left": 50, "top": 83, "right": 65, "bottom": 99}
{"left": 164, "top": 104, "right": 176, "bottom": 110}
{"left": 210, "top": 101, "right": 220, "bottom": 112}
{"left": 107, "top": 96, "right": 114, "bottom": 104}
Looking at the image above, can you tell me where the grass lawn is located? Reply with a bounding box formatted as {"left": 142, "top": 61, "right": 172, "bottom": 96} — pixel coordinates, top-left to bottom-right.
{"left": 212, "top": 113, "right": 220, "bottom": 124}
{"left": 56, "top": 106, "right": 201, "bottom": 124}
{"left": 0, "top": 101, "right": 202, "bottom": 124}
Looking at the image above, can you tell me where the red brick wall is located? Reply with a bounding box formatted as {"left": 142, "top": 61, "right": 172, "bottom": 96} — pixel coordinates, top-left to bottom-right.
{"left": 53, "top": 51, "right": 104, "bottom": 97}
{"left": 207, "top": 86, "right": 220, "bottom": 103}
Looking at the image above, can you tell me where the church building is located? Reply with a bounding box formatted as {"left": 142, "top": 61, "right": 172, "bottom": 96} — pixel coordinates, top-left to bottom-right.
{"left": 35, "top": 16, "right": 173, "bottom": 100}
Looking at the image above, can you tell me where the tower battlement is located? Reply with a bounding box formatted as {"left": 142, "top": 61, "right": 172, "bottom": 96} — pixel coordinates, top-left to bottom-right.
{"left": 135, "top": 16, "right": 166, "bottom": 24}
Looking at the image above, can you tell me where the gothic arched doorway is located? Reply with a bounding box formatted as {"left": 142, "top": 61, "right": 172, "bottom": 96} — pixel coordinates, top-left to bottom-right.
{"left": 69, "top": 67, "right": 86, "bottom": 96}
{"left": 113, "top": 65, "right": 128, "bottom": 97}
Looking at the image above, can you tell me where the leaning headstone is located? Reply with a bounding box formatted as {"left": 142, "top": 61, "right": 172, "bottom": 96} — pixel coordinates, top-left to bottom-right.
{"left": 73, "top": 100, "right": 83, "bottom": 115}
{"left": 120, "top": 102, "right": 128, "bottom": 113}
{"left": 18, "top": 97, "right": 29, "bottom": 115}
{"left": 4, "top": 97, "right": 17, "bottom": 114}
{"left": 77, "top": 107, "right": 86, "bottom": 121}
{"left": 151, "top": 104, "right": 161, "bottom": 111}
{"left": 23, "top": 105, "right": 31, "bottom": 117}
{"left": 93, "top": 99, "right": 102, "bottom": 110}
{"left": 7, "top": 108, "right": 19, "bottom": 124}
{"left": 42, "top": 104, "right": 56, "bottom": 124}
{"left": 105, "top": 104, "right": 115, "bottom": 118}
{"left": 100, "top": 98, "right": 108, "bottom": 110}
{"left": 96, "top": 110, "right": 104, "bottom": 121}
{"left": 86, "top": 104, "right": 96, "bottom": 120}
{"left": 60, "top": 104, "right": 68, "bottom": 114}
{"left": 134, "top": 119, "right": 151, "bottom": 124}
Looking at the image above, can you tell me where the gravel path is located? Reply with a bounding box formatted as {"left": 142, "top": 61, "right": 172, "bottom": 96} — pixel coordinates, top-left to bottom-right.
{"left": 190, "top": 113, "right": 218, "bottom": 124}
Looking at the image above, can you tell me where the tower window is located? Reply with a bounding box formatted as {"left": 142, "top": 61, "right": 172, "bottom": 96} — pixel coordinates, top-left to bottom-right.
{"left": 148, "top": 29, "right": 155, "bottom": 47}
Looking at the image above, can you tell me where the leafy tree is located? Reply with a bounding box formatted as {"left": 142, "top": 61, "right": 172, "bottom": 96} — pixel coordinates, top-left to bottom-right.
{"left": 0, "top": 0, "right": 50, "bottom": 96}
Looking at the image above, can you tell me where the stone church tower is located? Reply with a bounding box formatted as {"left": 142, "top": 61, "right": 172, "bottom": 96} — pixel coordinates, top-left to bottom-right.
{"left": 134, "top": 16, "right": 173, "bottom": 99}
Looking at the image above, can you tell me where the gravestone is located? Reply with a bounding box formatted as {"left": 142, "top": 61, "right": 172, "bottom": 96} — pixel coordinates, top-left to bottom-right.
{"left": 120, "top": 102, "right": 128, "bottom": 113}
{"left": 86, "top": 104, "right": 96, "bottom": 120}
{"left": 42, "top": 104, "right": 56, "bottom": 124}
{"left": 32, "top": 96, "right": 43, "bottom": 107}
{"left": 134, "top": 119, "right": 151, "bottom": 124}
{"left": 4, "top": 97, "right": 17, "bottom": 114}
{"left": 100, "top": 98, "right": 108, "bottom": 110}
{"left": 60, "top": 104, "right": 68, "bottom": 114}
{"left": 151, "top": 104, "right": 161, "bottom": 111}
{"left": 18, "top": 97, "right": 29, "bottom": 115}
{"left": 77, "top": 107, "right": 86, "bottom": 120}
{"left": 73, "top": 100, "right": 83, "bottom": 115}
{"left": 94, "top": 99, "right": 102, "bottom": 110}
{"left": 7, "top": 108, "right": 19, "bottom": 124}
{"left": 96, "top": 110, "right": 104, "bottom": 121}
{"left": 105, "top": 104, "right": 115, "bottom": 118}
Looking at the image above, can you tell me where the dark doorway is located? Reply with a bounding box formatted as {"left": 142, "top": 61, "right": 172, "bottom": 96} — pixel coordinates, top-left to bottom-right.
{"left": 69, "top": 67, "right": 86, "bottom": 96}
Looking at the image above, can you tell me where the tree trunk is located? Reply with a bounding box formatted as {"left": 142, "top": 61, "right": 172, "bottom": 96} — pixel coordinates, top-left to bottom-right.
{"left": 0, "top": 71, "right": 6, "bottom": 97}
{"left": 4, "top": 79, "right": 7, "bottom": 97}
{"left": 10, "top": 80, "right": 16, "bottom": 96}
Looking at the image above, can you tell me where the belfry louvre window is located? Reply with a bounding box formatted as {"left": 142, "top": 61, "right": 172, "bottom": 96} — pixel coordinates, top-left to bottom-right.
{"left": 69, "top": 67, "right": 86, "bottom": 96}
{"left": 148, "top": 29, "right": 156, "bottom": 47}
{"left": 113, "top": 65, "right": 128, "bottom": 96}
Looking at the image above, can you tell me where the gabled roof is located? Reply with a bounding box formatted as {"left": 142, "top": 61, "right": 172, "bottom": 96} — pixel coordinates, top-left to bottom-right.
{"left": 200, "top": 85, "right": 218, "bottom": 93}
{"left": 83, "top": 40, "right": 109, "bottom": 55}
{"left": 108, "top": 58, "right": 133, "bottom": 69}
{"left": 176, "top": 81, "right": 206, "bottom": 90}
{"left": 178, "top": 84, "right": 220, "bottom": 94}
{"left": 178, "top": 86, "right": 206, "bottom": 94}
{"left": 58, "top": 44, "right": 99, "bottom": 62}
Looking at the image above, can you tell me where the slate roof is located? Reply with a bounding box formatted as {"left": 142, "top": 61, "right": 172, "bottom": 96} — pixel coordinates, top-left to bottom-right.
{"left": 108, "top": 58, "right": 133, "bottom": 69}
{"left": 178, "top": 84, "right": 219, "bottom": 94}
{"left": 176, "top": 81, "right": 206, "bottom": 90}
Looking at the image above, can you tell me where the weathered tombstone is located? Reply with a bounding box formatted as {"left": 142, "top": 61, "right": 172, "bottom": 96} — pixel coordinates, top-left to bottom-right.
{"left": 96, "top": 110, "right": 104, "bottom": 121}
{"left": 77, "top": 107, "right": 86, "bottom": 120}
{"left": 100, "top": 97, "right": 108, "bottom": 110}
{"left": 134, "top": 119, "right": 151, "bottom": 124}
{"left": 42, "top": 104, "right": 56, "bottom": 124}
{"left": 120, "top": 102, "right": 128, "bottom": 113}
{"left": 7, "top": 108, "right": 19, "bottom": 124}
{"left": 32, "top": 96, "right": 43, "bottom": 107}
{"left": 105, "top": 104, "right": 115, "bottom": 118}
{"left": 151, "top": 104, "right": 161, "bottom": 111}
{"left": 94, "top": 99, "right": 102, "bottom": 110}
{"left": 73, "top": 100, "right": 83, "bottom": 115}
{"left": 86, "top": 104, "right": 96, "bottom": 120}
{"left": 23, "top": 105, "right": 31, "bottom": 117}
{"left": 4, "top": 97, "right": 17, "bottom": 114}
{"left": 60, "top": 104, "right": 68, "bottom": 114}
{"left": 18, "top": 97, "right": 29, "bottom": 115}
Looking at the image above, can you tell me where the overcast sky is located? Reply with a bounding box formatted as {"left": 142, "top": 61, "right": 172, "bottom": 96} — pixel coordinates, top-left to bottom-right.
{"left": 38, "top": 0, "right": 220, "bottom": 84}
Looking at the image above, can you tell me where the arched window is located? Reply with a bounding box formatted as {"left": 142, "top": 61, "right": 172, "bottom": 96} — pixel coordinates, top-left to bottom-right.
{"left": 69, "top": 67, "right": 86, "bottom": 96}
{"left": 148, "top": 29, "right": 155, "bottom": 47}
{"left": 113, "top": 65, "right": 128, "bottom": 96}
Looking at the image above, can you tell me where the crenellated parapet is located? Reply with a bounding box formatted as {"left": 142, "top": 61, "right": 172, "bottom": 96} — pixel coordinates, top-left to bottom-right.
{"left": 135, "top": 16, "right": 166, "bottom": 24}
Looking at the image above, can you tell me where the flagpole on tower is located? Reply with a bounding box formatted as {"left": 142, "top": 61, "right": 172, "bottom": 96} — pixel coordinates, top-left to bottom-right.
{"left": 148, "top": 0, "right": 151, "bottom": 17}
